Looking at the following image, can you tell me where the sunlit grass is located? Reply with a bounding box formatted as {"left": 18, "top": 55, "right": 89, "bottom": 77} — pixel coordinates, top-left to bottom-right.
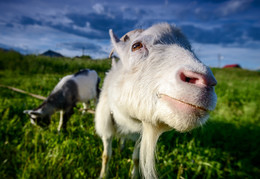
{"left": 0, "top": 50, "right": 259, "bottom": 178}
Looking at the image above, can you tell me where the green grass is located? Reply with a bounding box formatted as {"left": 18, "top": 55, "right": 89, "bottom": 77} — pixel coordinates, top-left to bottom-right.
{"left": 0, "top": 50, "right": 259, "bottom": 178}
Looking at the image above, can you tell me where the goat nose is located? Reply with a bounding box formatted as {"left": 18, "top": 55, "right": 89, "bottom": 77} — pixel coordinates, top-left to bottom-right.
{"left": 179, "top": 70, "right": 217, "bottom": 87}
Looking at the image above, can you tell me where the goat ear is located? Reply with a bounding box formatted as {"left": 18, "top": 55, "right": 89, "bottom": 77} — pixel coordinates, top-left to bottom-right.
{"left": 109, "top": 29, "right": 120, "bottom": 44}
{"left": 24, "top": 110, "right": 33, "bottom": 114}
{"left": 24, "top": 110, "right": 43, "bottom": 117}
{"left": 109, "top": 29, "right": 129, "bottom": 66}
{"left": 109, "top": 29, "right": 124, "bottom": 55}
{"left": 30, "top": 111, "right": 43, "bottom": 117}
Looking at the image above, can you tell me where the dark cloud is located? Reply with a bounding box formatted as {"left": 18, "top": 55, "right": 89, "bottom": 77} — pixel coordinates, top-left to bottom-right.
{"left": 20, "top": 16, "right": 42, "bottom": 26}
{"left": 5, "top": 23, "right": 14, "bottom": 28}
{"left": 12, "top": 8, "right": 139, "bottom": 40}
{"left": 49, "top": 23, "right": 108, "bottom": 39}
{"left": 196, "top": 0, "right": 228, "bottom": 3}
{"left": 170, "top": 0, "right": 256, "bottom": 22}
{"left": 180, "top": 23, "right": 254, "bottom": 45}
{"left": 60, "top": 42, "right": 101, "bottom": 51}
{"left": 248, "top": 26, "right": 260, "bottom": 41}
{"left": 66, "top": 12, "right": 138, "bottom": 37}
{"left": 252, "top": 0, "right": 260, "bottom": 7}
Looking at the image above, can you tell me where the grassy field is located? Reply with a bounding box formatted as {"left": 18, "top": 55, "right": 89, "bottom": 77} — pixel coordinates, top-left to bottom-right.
{"left": 0, "top": 50, "right": 259, "bottom": 178}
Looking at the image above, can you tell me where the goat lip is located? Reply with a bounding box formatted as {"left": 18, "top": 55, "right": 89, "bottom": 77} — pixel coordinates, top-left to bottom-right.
{"left": 158, "top": 93, "right": 208, "bottom": 112}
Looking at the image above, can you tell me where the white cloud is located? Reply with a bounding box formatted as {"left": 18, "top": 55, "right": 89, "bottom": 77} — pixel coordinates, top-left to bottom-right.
{"left": 93, "top": 3, "right": 105, "bottom": 14}
{"left": 218, "top": 0, "right": 253, "bottom": 16}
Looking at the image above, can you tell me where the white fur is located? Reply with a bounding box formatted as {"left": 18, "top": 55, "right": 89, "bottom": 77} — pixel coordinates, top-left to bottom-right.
{"left": 73, "top": 70, "right": 99, "bottom": 102}
{"left": 53, "top": 70, "right": 99, "bottom": 103}
{"left": 95, "top": 23, "right": 217, "bottom": 178}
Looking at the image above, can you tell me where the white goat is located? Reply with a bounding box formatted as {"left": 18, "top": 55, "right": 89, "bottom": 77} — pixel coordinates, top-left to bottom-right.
{"left": 24, "top": 69, "right": 100, "bottom": 132}
{"left": 95, "top": 23, "right": 217, "bottom": 179}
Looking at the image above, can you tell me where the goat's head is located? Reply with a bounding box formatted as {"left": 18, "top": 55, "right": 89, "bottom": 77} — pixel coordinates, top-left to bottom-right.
{"left": 109, "top": 23, "right": 217, "bottom": 132}
{"left": 24, "top": 102, "right": 51, "bottom": 128}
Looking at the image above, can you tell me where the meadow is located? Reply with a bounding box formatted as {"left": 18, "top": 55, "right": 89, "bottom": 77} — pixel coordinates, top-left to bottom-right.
{"left": 0, "top": 50, "right": 259, "bottom": 178}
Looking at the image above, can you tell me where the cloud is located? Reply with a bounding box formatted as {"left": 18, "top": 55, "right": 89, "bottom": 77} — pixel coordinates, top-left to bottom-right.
{"left": 65, "top": 12, "right": 138, "bottom": 37}
{"left": 167, "top": 0, "right": 255, "bottom": 22}
{"left": 93, "top": 3, "right": 105, "bottom": 14}
{"left": 60, "top": 42, "right": 101, "bottom": 51}
{"left": 20, "top": 16, "right": 42, "bottom": 26}
{"left": 5, "top": 23, "right": 14, "bottom": 28}
{"left": 180, "top": 23, "right": 260, "bottom": 46}
{"left": 217, "top": 0, "right": 253, "bottom": 16}
{"left": 248, "top": 26, "right": 260, "bottom": 41}
{"left": 10, "top": 4, "right": 140, "bottom": 40}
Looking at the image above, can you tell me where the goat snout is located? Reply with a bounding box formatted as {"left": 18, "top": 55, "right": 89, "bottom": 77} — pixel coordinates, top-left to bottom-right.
{"left": 179, "top": 70, "right": 217, "bottom": 87}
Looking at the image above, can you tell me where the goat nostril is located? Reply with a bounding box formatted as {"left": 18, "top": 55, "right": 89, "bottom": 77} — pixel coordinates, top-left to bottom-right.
{"left": 181, "top": 72, "right": 197, "bottom": 84}
{"left": 185, "top": 77, "right": 199, "bottom": 84}
{"left": 185, "top": 77, "right": 191, "bottom": 83}
{"left": 181, "top": 73, "right": 190, "bottom": 83}
{"left": 180, "top": 71, "right": 207, "bottom": 86}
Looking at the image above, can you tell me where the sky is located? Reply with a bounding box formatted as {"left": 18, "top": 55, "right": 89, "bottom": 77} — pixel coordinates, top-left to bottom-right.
{"left": 0, "top": 0, "right": 259, "bottom": 69}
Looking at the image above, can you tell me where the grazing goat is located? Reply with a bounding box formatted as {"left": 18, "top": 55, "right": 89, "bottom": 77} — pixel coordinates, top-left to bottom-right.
{"left": 95, "top": 23, "right": 217, "bottom": 178}
{"left": 24, "top": 69, "right": 100, "bottom": 132}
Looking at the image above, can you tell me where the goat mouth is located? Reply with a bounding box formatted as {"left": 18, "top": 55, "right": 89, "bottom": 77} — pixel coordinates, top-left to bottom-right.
{"left": 157, "top": 93, "right": 208, "bottom": 112}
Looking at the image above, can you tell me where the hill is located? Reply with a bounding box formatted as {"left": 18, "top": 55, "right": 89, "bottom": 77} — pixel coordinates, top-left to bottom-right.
{"left": 41, "top": 50, "right": 63, "bottom": 57}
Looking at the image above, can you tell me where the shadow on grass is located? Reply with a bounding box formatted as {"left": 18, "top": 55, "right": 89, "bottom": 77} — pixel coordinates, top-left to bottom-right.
{"left": 159, "top": 119, "right": 260, "bottom": 178}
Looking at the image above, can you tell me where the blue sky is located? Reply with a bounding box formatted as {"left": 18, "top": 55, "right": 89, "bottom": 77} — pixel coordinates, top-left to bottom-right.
{"left": 0, "top": 0, "right": 259, "bottom": 69}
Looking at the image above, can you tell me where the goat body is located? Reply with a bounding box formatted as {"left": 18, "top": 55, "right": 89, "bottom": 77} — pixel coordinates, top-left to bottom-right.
{"left": 24, "top": 69, "right": 100, "bottom": 131}
{"left": 95, "top": 23, "right": 217, "bottom": 178}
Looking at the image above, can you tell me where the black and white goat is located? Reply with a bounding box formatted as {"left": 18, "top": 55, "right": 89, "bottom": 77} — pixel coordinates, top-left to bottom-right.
{"left": 24, "top": 69, "right": 100, "bottom": 132}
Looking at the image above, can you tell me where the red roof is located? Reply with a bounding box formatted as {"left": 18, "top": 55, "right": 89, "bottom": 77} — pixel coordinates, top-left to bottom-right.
{"left": 223, "top": 64, "right": 241, "bottom": 68}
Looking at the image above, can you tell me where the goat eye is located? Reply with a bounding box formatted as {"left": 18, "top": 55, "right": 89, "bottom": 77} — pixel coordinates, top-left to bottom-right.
{"left": 131, "top": 42, "right": 143, "bottom": 52}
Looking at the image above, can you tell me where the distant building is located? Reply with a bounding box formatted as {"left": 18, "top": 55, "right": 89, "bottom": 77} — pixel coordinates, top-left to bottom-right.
{"left": 223, "top": 64, "right": 241, "bottom": 68}
{"left": 41, "top": 50, "right": 63, "bottom": 57}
